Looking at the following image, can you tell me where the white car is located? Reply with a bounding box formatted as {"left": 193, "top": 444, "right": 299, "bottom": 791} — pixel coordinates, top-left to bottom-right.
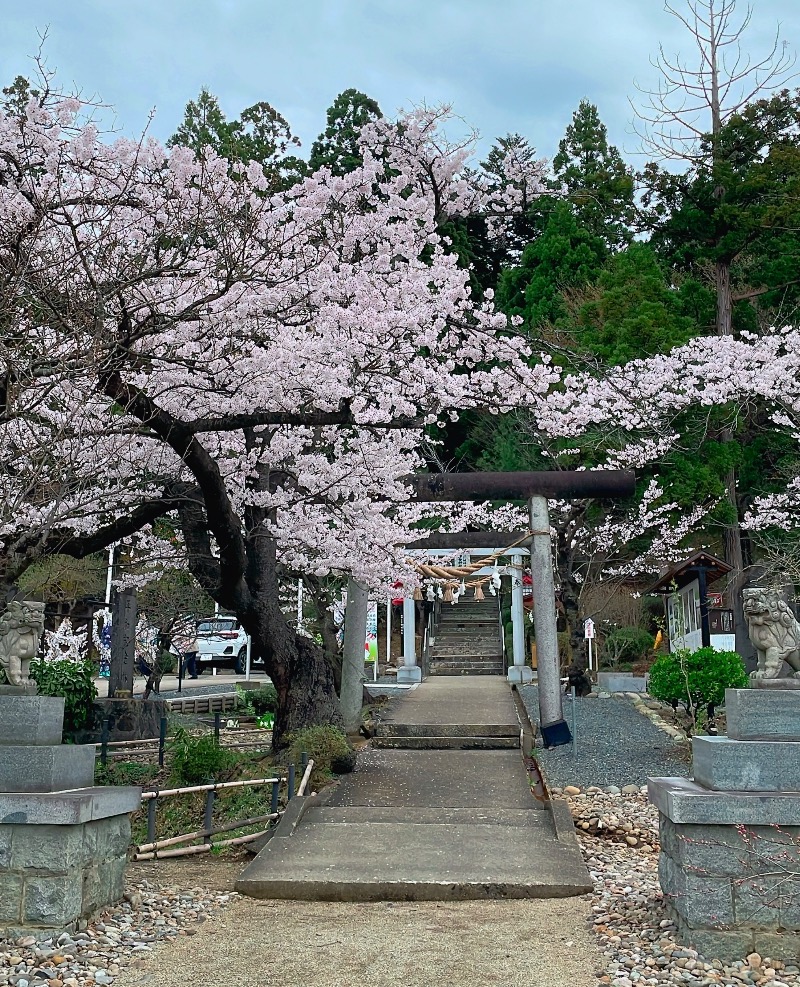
{"left": 194, "top": 616, "right": 260, "bottom": 673}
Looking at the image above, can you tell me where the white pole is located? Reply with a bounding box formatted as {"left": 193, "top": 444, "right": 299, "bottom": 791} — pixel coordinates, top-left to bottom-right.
{"left": 213, "top": 601, "right": 219, "bottom": 676}
{"left": 385, "top": 598, "right": 391, "bottom": 676}
{"left": 245, "top": 634, "right": 252, "bottom": 681}
{"left": 296, "top": 579, "right": 303, "bottom": 633}
{"left": 105, "top": 545, "right": 115, "bottom": 605}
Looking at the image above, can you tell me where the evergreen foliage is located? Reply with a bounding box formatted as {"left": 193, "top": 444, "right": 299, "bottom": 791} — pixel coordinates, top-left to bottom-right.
{"left": 308, "top": 88, "right": 383, "bottom": 175}
{"left": 553, "top": 100, "right": 636, "bottom": 250}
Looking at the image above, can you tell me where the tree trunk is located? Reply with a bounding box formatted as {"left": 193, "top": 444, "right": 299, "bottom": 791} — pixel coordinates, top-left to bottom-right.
{"left": 305, "top": 576, "right": 342, "bottom": 693}
{"left": 716, "top": 260, "right": 733, "bottom": 338}
{"left": 715, "top": 257, "right": 750, "bottom": 655}
{"left": 555, "top": 509, "right": 586, "bottom": 666}
{"left": 266, "top": 632, "right": 344, "bottom": 750}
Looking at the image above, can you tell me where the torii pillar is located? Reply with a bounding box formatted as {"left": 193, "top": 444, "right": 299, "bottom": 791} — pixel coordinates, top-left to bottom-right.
{"left": 407, "top": 470, "right": 635, "bottom": 747}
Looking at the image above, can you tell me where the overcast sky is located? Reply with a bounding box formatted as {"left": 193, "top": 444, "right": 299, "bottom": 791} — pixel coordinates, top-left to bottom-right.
{"left": 2, "top": 1, "right": 798, "bottom": 163}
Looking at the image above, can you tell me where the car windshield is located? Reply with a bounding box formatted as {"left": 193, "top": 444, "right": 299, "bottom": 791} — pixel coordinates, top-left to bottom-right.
{"left": 196, "top": 619, "right": 237, "bottom": 634}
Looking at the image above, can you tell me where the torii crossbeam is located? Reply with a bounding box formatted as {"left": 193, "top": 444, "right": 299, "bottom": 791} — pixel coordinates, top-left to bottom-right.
{"left": 406, "top": 470, "right": 636, "bottom": 747}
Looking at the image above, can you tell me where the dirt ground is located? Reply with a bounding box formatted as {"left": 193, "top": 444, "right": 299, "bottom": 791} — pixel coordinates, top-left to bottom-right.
{"left": 119, "top": 856, "right": 600, "bottom": 987}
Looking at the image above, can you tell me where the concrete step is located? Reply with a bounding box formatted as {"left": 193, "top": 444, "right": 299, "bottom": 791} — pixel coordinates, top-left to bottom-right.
{"left": 378, "top": 723, "right": 518, "bottom": 738}
{"left": 437, "top": 619, "right": 498, "bottom": 627}
{"left": 433, "top": 634, "right": 500, "bottom": 654}
{"left": 311, "top": 806, "right": 547, "bottom": 825}
{"left": 430, "top": 647, "right": 501, "bottom": 657}
{"left": 429, "top": 665, "right": 503, "bottom": 678}
{"left": 429, "top": 657, "right": 503, "bottom": 667}
{"left": 372, "top": 735, "right": 520, "bottom": 750}
{"left": 235, "top": 747, "right": 593, "bottom": 902}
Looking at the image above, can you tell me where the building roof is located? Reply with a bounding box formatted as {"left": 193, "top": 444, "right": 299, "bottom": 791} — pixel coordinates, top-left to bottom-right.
{"left": 648, "top": 550, "right": 732, "bottom": 594}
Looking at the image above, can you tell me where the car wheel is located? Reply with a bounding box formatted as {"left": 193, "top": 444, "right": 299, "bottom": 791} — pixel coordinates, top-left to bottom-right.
{"left": 235, "top": 649, "right": 247, "bottom": 675}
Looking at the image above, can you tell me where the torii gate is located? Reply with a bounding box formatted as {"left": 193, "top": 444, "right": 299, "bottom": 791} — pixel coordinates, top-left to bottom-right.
{"left": 403, "top": 470, "right": 635, "bottom": 746}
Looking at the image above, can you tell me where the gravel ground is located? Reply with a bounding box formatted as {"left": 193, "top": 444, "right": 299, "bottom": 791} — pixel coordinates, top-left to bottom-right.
{"left": 519, "top": 685, "right": 690, "bottom": 789}
{"left": 0, "top": 860, "right": 599, "bottom": 987}
{"left": 0, "top": 880, "right": 233, "bottom": 987}
{"left": 566, "top": 789, "right": 800, "bottom": 987}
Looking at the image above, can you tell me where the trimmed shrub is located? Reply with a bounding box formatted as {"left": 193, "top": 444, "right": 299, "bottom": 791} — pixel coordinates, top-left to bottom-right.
{"left": 648, "top": 647, "right": 748, "bottom": 717}
{"left": 236, "top": 685, "right": 278, "bottom": 716}
{"left": 29, "top": 657, "right": 97, "bottom": 734}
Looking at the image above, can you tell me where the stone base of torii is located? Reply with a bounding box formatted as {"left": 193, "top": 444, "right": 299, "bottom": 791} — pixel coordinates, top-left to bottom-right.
{"left": 343, "top": 470, "right": 635, "bottom": 748}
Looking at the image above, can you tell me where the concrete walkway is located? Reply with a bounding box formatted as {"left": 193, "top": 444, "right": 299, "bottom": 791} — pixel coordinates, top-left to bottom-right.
{"left": 237, "top": 677, "right": 591, "bottom": 901}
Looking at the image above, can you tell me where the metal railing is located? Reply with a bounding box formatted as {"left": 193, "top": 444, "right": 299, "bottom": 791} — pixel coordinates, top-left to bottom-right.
{"left": 97, "top": 712, "right": 270, "bottom": 767}
{"left": 419, "top": 600, "right": 442, "bottom": 678}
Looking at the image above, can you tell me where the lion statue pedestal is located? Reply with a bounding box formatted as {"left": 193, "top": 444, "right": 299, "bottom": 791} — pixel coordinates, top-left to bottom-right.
{"left": 742, "top": 587, "right": 800, "bottom": 681}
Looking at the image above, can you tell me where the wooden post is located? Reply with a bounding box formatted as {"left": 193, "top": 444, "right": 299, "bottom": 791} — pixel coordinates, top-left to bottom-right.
{"left": 109, "top": 587, "right": 137, "bottom": 698}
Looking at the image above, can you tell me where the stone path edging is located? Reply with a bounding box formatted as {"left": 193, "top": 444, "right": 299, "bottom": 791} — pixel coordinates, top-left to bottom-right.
{"left": 626, "top": 692, "right": 687, "bottom": 743}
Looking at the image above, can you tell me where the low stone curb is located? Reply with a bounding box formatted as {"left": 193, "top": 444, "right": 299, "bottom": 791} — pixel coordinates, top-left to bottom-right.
{"left": 627, "top": 692, "right": 687, "bottom": 742}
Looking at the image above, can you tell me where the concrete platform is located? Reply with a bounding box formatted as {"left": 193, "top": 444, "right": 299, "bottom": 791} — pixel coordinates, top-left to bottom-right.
{"left": 237, "top": 677, "right": 591, "bottom": 902}
{"left": 236, "top": 814, "right": 589, "bottom": 901}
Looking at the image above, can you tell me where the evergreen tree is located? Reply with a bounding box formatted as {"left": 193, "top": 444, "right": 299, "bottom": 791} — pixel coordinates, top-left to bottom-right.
{"left": 553, "top": 100, "right": 636, "bottom": 250}
{"left": 496, "top": 201, "right": 607, "bottom": 330}
{"left": 308, "top": 88, "right": 382, "bottom": 175}
{"left": 169, "top": 88, "right": 305, "bottom": 188}
{"left": 576, "top": 243, "right": 698, "bottom": 364}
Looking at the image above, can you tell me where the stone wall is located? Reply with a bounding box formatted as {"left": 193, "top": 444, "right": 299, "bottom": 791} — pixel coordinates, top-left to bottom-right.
{"left": 0, "top": 815, "right": 130, "bottom": 939}
{"left": 650, "top": 685, "right": 800, "bottom": 962}
{"left": 657, "top": 812, "right": 800, "bottom": 960}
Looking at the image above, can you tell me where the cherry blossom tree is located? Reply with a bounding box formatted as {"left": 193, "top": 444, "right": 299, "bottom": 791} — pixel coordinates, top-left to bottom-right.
{"left": 0, "top": 87, "right": 555, "bottom": 743}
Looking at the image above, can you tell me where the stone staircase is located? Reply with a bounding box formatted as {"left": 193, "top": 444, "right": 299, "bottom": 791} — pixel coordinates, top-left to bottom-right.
{"left": 428, "top": 598, "right": 504, "bottom": 676}
{"left": 373, "top": 677, "right": 520, "bottom": 750}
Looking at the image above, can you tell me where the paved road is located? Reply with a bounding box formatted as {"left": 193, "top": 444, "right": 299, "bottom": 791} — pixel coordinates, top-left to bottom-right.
{"left": 93, "top": 671, "right": 272, "bottom": 699}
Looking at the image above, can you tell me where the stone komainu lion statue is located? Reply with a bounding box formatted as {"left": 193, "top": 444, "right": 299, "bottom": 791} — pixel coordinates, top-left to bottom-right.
{"left": 742, "top": 587, "right": 800, "bottom": 680}
{"left": 0, "top": 600, "right": 46, "bottom": 688}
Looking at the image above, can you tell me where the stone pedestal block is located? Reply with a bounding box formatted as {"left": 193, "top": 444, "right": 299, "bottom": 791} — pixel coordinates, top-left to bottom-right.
{"left": 653, "top": 804, "right": 800, "bottom": 962}
{"left": 397, "top": 665, "right": 422, "bottom": 684}
{"left": 0, "top": 696, "right": 65, "bottom": 746}
{"left": 692, "top": 735, "right": 800, "bottom": 792}
{"left": 507, "top": 665, "right": 534, "bottom": 685}
{"left": 0, "top": 694, "right": 141, "bottom": 940}
{"left": 0, "top": 745, "right": 96, "bottom": 794}
{"left": 0, "top": 807, "right": 135, "bottom": 939}
{"left": 651, "top": 686, "right": 800, "bottom": 963}
{"left": 750, "top": 678, "right": 800, "bottom": 690}
{"left": 725, "top": 687, "right": 800, "bottom": 741}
